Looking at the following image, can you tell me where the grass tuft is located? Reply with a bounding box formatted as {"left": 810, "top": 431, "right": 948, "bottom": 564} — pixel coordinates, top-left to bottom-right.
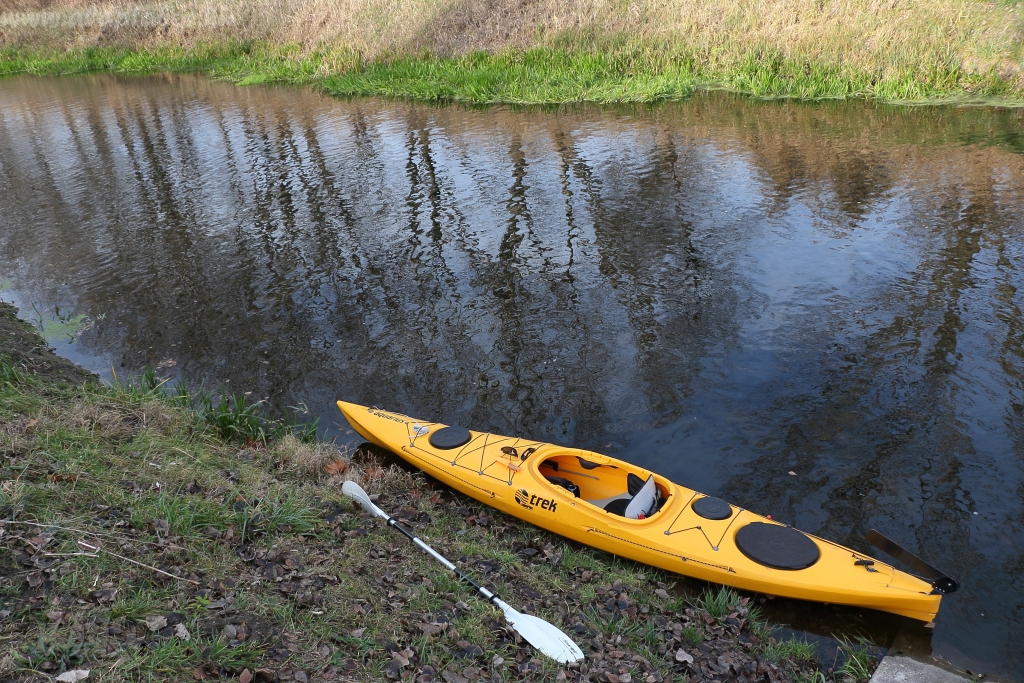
{"left": 197, "top": 389, "right": 267, "bottom": 444}
{"left": 836, "top": 637, "right": 876, "bottom": 681}
{"left": 0, "top": 356, "right": 25, "bottom": 387}
{"left": 690, "top": 585, "right": 740, "bottom": 618}
{"left": 761, "top": 635, "right": 819, "bottom": 663}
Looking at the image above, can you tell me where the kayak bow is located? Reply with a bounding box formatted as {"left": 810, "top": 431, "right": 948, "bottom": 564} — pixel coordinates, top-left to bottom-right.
{"left": 337, "top": 401, "right": 951, "bottom": 622}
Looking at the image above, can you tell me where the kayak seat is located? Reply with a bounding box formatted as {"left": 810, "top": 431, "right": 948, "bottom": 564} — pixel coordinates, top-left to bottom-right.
{"left": 589, "top": 473, "right": 661, "bottom": 519}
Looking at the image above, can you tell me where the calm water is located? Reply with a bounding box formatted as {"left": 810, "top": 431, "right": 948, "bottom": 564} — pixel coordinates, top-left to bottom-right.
{"left": 2, "top": 74, "right": 1023, "bottom": 676}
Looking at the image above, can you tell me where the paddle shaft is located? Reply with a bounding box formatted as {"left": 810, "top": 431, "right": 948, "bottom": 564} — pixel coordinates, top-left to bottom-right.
{"left": 379, "top": 512, "right": 503, "bottom": 607}
{"left": 340, "top": 480, "right": 584, "bottom": 663}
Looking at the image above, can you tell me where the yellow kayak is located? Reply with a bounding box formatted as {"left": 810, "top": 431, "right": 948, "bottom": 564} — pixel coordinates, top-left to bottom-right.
{"left": 337, "top": 401, "right": 953, "bottom": 622}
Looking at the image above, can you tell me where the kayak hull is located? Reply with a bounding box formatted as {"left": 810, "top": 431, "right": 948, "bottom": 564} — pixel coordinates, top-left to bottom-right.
{"left": 337, "top": 401, "right": 943, "bottom": 622}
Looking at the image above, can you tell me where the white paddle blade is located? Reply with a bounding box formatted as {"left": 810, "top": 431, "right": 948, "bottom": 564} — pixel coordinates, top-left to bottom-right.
{"left": 342, "top": 481, "right": 383, "bottom": 518}
{"left": 499, "top": 604, "right": 585, "bottom": 664}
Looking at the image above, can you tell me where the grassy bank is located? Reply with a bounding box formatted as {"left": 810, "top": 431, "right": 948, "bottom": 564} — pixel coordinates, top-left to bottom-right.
{"left": 0, "top": 303, "right": 879, "bottom": 681}
{"left": 1, "top": 0, "right": 1022, "bottom": 104}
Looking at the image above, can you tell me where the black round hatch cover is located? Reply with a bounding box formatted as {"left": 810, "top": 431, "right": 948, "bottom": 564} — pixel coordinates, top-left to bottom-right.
{"left": 428, "top": 426, "right": 472, "bottom": 450}
{"left": 692, "top": 496, "right": 733, "bottom": 520}
{"left": 735, "top": 523, "right": 820, "bottom": 570}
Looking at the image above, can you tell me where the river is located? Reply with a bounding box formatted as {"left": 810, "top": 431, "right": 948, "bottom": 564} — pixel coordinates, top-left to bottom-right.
{"left": 1, "top": 73, "right": 1023, "bottom": 676}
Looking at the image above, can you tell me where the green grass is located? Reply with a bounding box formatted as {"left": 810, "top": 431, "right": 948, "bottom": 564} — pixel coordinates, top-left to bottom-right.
{"left": 1, "top": 40, "right": 1021, "bottom": 105}
{"left": 197, "top": 389, "right": 267, "bottom": 443}
{"left": 690, "top": 586, "right": 740, "bottom": 619}
{"left": 15, "top": 633, "right": 93, "bottom": 671}
{"left": 836, "top": 637, "right": 876, "bottom": 682}
{"left": 0, "top": 356, "right": 26, "bottom": 387}
{"left": 796, "top": 672, "right": 829, "bottom": 683}
{"left": 104, "top": 369, "right": 319, "bottom": 445}
{"left": 761, "top": 635, "right": 819, "bottom": 663}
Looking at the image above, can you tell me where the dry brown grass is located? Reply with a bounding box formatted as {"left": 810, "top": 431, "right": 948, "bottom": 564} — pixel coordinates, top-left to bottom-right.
{"left": 270, "top": 432, "right": 345, "bottom": 478}
{"left": 1, "top": 0, "right": 1021, "bottom": 88}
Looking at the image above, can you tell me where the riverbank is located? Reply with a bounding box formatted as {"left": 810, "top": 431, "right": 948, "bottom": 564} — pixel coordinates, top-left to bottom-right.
{"left": 1, "top": 0, "right": 1022, "bottom": 104}
{"left": 0, "top": 302, "right": 879, "bottom": 681}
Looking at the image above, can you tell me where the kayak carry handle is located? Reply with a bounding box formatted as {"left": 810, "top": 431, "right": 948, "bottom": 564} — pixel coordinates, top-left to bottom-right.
{"left": 865, "top": 529, "right": 959, "bottom": 595}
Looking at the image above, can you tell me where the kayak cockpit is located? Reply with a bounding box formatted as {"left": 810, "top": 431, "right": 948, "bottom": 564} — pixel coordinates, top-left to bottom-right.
{"left": 537, "top": 454, "right": 671, "bottom": 520}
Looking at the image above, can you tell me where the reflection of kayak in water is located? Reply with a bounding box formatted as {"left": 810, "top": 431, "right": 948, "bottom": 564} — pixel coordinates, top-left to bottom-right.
{"left": 337, "top": 401, "right": 954, "bottom": 623}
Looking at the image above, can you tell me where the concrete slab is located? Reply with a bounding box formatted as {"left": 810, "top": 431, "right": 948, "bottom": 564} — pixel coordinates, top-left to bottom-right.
{"left": 869, "top": 655, "right": 968, "bottom": 683}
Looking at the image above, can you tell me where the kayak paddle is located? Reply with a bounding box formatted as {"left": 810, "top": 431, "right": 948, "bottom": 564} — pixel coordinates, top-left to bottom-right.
{"left": 341, "top": 480, "right": 585, "bottom": 664}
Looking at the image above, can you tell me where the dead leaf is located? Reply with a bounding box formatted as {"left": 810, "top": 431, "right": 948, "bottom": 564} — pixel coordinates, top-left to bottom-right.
{"left": 324, "top": 459, "right": 348, "bottom": 476}
{"left": 191, "top": 667, "right": 207, "bottom": 680}
{"left": 174, "top": 623, "right": 191, "bottom": 641}
{"left": 418, "top": 622, "right": 444, "bottom": 636}
{"left": 675, "top": 649, "right": 693, "bottom": 664}
{"left": 364, "top": 466, "right": 384, "bottom": 479}
{"left": 239, "top": 669, "right": 253, "bottom": 683}
{"left": 349, "top": 627, "right": 366, "bottom": 638}
{"left": 55, "top": 671, "right": 90, "bottom": 682}
{"left": 145, "top": 615, "right": 168, "bottom": 632}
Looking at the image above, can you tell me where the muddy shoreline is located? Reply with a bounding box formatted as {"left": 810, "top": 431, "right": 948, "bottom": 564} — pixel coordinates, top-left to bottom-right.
{"left": 0, "top": 302, "right": 96, "bottom": 385}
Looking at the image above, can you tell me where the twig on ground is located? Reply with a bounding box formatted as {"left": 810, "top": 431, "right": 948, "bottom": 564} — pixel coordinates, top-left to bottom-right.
{"left": 77, "top": 541, "right": 200, "bottom": 585}
{"left": 0, "top": 519, "right": 172, "bottom": 549}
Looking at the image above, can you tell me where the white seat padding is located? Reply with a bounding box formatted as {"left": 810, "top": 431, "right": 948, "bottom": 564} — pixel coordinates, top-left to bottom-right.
{"left": 624, "top": 475, "right": 658, "bottom": 519}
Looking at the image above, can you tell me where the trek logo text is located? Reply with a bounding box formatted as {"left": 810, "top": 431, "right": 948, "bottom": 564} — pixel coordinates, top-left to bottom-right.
{"left": 515, "top": 489, "right": 557, "bottom": 513}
